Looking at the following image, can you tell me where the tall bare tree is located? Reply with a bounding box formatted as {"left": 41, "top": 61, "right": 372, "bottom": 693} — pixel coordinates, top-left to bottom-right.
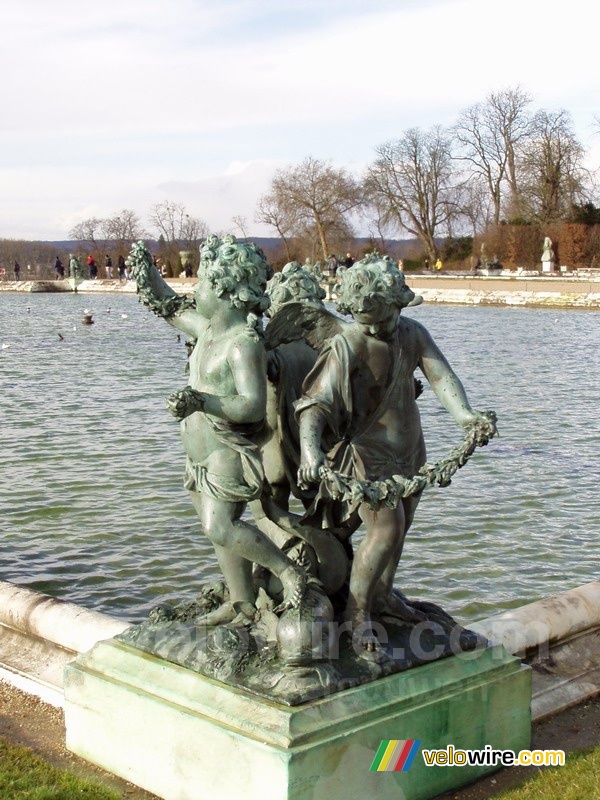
{"left": 231, "top": 215, "right": 249, "bottom": 239}
{"left": 149, "top": 200, "right": 208, "bottom": 249}
{"left": 255, "top": 191, "right": 297, "bottom": 262}
{"left": 517, "top": 110, "right": 590, "bottom": 224}
{"left": 366, "top": 208, "right": 395, "bottom": 252}
{"left": 69, "top": 210, "right": 146, "bottom": 258}
{"left": 295, "top": 217, "right": 355, "bottom": 263}
{"left": 455, "top": 177, "right": 494, "bottom": 237}
{"left": 261, "top": 157, "right": 363, "bottom": 260}
{"left": 149, "top": 200, "right": 209, "bottom": 274}
{"left": 454, "top": 86, "right": 533, "bottom": 224}
{"left": 68, "top": 217, "right": 105, "bottom": 251}
{"left": 103, "top": 209, "right": 145, "bottom": 245}
{"left": 365, "top": 126, "right": 458, "bottom": 262}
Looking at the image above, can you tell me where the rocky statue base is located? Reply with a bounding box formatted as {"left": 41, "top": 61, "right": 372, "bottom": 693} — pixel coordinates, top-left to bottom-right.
{"left": 114, "top": 585, "right": 485, "bottom": 705}
{"left": 64, "top": 639, "right": 531, "bottom": 800}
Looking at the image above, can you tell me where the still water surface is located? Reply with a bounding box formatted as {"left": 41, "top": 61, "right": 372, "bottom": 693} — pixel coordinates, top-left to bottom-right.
{"left": 1, "top": 292, "right": 598, "bottom": 623}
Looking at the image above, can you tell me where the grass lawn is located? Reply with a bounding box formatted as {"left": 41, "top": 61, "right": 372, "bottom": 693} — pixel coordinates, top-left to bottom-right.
{"left": 495, "top": 744, "right": 600, "bottom": 799}
{"left": 2, "top": 732, "right": 599, "bottom": 800}
{"left": 0, "top": 737, "right": 121, "bottom": 799}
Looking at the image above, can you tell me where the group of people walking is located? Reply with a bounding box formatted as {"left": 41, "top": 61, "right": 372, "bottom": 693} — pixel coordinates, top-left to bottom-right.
{"left": 54, "top": 253, "right": 128, "bottom": 281}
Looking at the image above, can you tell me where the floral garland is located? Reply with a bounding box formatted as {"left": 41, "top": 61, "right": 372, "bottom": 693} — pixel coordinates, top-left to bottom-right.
{"left": 317, "top": 410, "right": 498, "bottom": 511}
{"left": 127, "top": 241, "right": 195, "bottom": 319}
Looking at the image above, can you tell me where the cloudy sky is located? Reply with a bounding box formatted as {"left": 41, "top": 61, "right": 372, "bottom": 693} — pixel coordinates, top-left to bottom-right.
{"left": 2, "top": 0, "right": 599, "bottom": 240}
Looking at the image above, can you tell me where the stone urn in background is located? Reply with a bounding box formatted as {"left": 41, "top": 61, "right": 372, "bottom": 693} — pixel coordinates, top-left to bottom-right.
{"left": 179, "top": 251, "right": 193, "bottom": 278}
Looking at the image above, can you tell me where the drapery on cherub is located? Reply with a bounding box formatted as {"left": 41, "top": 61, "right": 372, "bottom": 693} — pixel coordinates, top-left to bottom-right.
{"left": 128, "top": 235, "right": 305, "bottom": 626}
{"left": 271, "top": 254, "right": 494, "bottom": 648}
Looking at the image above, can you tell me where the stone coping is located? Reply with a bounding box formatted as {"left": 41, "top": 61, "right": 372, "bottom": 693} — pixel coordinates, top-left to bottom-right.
{"left": 0, "top": 580, "right": 128, "bottom": 654}
{"left": 470, "top": 580, "right": 600, "bottom": 655}
{"left": 0, "top": 279, "right": 193, "bottom": 294}
{"left": 2, "top": 277, "right": 600, "bottom": 310}
{"left": 407, "top": 275, "right": 600, "bottom": 294}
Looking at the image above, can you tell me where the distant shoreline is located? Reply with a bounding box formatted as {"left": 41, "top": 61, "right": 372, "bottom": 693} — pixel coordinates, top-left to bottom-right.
{"left": 1, "top": 273, "right": 600, "bottom": 310}
{"left": 0, "top": 278, "right": 189, "bottom": 295}
{"left": 406, "top": 272, "right": 600, "bottom": 310}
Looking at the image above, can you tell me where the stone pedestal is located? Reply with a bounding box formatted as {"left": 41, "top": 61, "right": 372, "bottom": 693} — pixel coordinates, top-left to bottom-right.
{"left": 64, "top": 640, "right": 531, "bottom": 800}
{"left": 541, "top": 261, "right": 555, "bottom": 273}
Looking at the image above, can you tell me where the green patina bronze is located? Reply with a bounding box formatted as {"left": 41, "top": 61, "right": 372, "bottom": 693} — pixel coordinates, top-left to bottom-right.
{"left": 68, "top": 254, "right": 83, "bottom": 280}
{"left": 122, "top": 237, "right": 497, "bottom": 704}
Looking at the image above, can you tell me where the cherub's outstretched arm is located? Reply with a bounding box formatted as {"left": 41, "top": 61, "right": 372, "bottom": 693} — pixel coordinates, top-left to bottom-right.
{"left": 127, "top": 241, "right": 202, "bottom": 338}
{"left": 416, "top": 322, "right": 484, "bottom": 428}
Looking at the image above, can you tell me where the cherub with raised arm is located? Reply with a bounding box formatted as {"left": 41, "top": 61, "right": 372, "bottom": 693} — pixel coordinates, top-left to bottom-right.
{"left": 292, "top": 254, "right": 493, "bottom": 647}
{"left": 128, "top": 235, "right": 305, "bottom": 626}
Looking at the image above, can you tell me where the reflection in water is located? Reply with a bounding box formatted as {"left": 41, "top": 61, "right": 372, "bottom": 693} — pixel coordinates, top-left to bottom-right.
{"left": 1, "top": 292, "right": 598, "bottom": 623}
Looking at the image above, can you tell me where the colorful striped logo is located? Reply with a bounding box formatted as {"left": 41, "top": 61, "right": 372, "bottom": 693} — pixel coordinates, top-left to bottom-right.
{"left": 370, "top": 739, "right": 422, "bottom": 772}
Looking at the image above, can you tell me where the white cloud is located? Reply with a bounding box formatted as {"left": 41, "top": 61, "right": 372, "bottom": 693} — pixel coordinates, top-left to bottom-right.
{"left": 154, "top": 159, "right": 283, "bottom": 235}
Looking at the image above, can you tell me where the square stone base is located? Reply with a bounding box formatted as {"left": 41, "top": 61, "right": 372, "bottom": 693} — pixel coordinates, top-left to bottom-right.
{"left": 64, "top": 641, "right": 531, "bottom": 800}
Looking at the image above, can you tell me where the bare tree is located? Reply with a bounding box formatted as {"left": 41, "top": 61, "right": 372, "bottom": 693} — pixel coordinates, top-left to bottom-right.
{"left": 149, "top": 200, "right": 209, "bottom": 275}
{"left": 365, "top": 126, "right": 459, "bottom": 262}
{"left": 181, "top": 214, "right": 208, "bottom": 252}
{"left": 455, "top": 177, "right": 494, "bottom": 237}
{"left": 149, "top": 200, "right": 208, "bottom": 248}
{"left": 295, "top": 217, "right": 355, "bottom": 263}
{"left": 366, "top": 209, "right": 395, "bottom": 251}
{"left": 103, "top": 209, "right": 145, "bottom": 245}
{"left": 68, "top": 217, "right": 105, "bottom": 251}
{"left": 255, "top": 191, "right": 296, "bottom": 262}
{"left": 231, "top": 215, "right": 249, "bottom": 239}
{"left": 517, "top": 110, "right": 590, "bottom": 224}
{"left": 454, "top": 86, "right": 533, "bottom": 224}
{"left": 263, "top": 157, "right": 363, "bottom": 260}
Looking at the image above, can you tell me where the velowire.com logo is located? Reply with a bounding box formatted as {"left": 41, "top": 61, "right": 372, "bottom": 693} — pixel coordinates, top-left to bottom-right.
{"left": 370, "top": 740, "right": 422, "bottom": 772}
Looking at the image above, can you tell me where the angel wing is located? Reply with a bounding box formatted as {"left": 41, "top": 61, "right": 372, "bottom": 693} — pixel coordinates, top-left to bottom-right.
{"left": 264, "top": 300, "right": 350, "bottom": 352}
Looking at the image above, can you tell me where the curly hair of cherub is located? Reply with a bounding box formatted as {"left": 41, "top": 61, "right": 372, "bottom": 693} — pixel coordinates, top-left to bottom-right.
{"left": 335, "top": 253, "right": 412, "bottom": 315}
{"left": 266, "top": 261, "right": 326, "bottom": 317}
{"left": 199, "top": 233, "right": 272, "bottom": 313}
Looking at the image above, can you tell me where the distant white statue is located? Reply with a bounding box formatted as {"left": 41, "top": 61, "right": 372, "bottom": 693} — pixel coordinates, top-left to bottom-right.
{"left": 541, "top": 237, "right": 555, "bottom": 273}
